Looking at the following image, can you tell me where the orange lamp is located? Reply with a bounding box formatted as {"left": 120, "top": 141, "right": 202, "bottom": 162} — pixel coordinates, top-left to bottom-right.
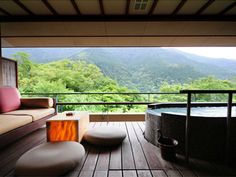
{"left": 46, "top": 120, "right": 79, "bottom": 142}
{"left": 46, "top": 112, "right": 90, "bottom": 142}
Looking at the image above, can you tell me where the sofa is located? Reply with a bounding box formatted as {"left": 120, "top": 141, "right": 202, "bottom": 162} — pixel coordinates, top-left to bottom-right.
{"left": 0, "top": 87, "right": 56, "bottom": 149}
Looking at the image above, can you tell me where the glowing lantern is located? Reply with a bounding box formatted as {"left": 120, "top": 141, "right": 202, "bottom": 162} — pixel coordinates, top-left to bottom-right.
{"left": 46, "top": 112, "right": 89, "bottom": 142}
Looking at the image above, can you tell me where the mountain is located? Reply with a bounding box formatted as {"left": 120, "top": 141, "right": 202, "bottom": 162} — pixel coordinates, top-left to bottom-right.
{"left": 68, "top": 48, "right": 236, "bottom": 91}
{"left": 3, "top": 47, "right": 236, "bottom": 91}
{"left": 2, "top": 48, "right": 85, "bottom": 63}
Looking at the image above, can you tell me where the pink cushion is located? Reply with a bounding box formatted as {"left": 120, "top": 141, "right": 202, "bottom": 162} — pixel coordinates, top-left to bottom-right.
{"left": 0, "top": 87, "right": 21, "bottom": 113}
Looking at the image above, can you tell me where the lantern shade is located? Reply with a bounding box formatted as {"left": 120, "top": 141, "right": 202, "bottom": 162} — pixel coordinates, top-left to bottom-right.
{"left": 46, "top": 112, "right": 89, "bottom": 142}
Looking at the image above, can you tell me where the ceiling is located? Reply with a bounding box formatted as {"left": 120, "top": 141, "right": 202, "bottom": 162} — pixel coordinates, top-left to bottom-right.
{"left": 0, "top": 0, "right": 236, "bottom": 47}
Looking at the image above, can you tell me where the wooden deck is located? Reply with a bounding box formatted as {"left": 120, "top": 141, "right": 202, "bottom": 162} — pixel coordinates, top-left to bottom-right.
{"left": 0, "top": 121, "right": 236, "bottom": 177}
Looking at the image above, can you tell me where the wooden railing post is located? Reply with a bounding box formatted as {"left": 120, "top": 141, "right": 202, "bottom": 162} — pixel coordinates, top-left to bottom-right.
{"left": 55, "top": 94, "right": 59, "bottom": 113}
{"left": 185, "top": 92, "right": 191, "bottom": 163}
{"left": 226, "top": 93, "right": 233, "bottom": 165}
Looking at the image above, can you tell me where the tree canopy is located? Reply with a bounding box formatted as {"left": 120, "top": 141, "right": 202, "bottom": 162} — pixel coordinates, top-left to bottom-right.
{"left": 14, "top": 52, "right": 236, "bottom": 112}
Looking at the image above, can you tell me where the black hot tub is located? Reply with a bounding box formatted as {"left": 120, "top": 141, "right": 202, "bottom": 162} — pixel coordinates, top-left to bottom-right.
{"left": 145, "top": 103, "right": 236, "bottom": 162}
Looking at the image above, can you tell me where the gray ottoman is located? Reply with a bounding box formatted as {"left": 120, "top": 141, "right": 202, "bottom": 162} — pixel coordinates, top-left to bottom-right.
{"left": 15, "top": 142, "right": 85, "bottom": 176}
{"left": 83, "top": 126, "right": 126, "bottom": 146}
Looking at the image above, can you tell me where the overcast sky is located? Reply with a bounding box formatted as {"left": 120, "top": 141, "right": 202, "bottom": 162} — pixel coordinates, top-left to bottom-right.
{"left": 3, "top": 47, "right": 236, "bottom": 61}
{"left": 173, "top": 47, "right": 236, "bottom": 60}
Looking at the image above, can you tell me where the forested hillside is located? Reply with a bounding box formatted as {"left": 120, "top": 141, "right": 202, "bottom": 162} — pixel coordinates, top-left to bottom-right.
{"left": 4, "top": 47, "right": 236, "bottom": 92}
{"left": 69, "top": 48, "right": 236, "bottom": 91}
{"left": 14, "top": 52, "right": 141, "bottom": 112}
{"left": 14, "top": 52, "right": 236, "bottom": 112}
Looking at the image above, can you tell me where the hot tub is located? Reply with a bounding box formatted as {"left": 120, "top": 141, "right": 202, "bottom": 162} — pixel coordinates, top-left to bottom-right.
{"left": 145, "top": 103, "right": 236, "bottom": 162}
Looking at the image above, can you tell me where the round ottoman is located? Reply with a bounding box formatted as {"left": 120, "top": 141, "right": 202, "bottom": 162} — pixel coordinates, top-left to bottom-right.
{"left": 83, "top": 126, "right": 126, "bottom": 146}
{"left": 15, "top": 142, "right": 85, "bottom": 176}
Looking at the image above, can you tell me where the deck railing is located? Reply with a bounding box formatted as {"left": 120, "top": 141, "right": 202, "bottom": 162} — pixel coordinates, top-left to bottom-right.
{"left": 21, "top": 92, "right": 181, "bottom": 112}
{"left": 180, "top": 90, "right": 236, "bottom": 165}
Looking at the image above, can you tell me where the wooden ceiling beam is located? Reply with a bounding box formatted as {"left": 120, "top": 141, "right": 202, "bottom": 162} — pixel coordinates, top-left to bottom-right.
{"left": 196, "top": 0, "right": 215, "bottom": 15}
{"left": 70, "top": 0, "right": 81, "bottom": 15}
{"left": 1, "top": 14, "right": 236, "bottom": 22}
{"left": 0, "top": 7, "right": 11, "bottom": 16}
{"left": 148, "top": 0, "right": 159, "bottom": 16}
{"left": 13, "top": 0, "right": 34, "bottom": 15}
{"left": 172, "top": 0, "right": 187, "bottom": 15}
{"left": 99, "top": 0, "right": 105, "bottom": 15}
{"left": 41, "top": 0, "right": 58, "bottom": 15}
{"left": 219, "top": 1, "right": 236, "bottom": 15}
{"left": 126, "top": 0, "right": 130, "bottom": 15}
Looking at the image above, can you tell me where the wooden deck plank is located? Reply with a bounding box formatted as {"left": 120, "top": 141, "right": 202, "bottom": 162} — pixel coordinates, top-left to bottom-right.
{"left": 137, "top": 170, "right": 152, "bottom": 177}
{"left": 134, "top": 122, "right": 175, "bottom": 170}
{"left": 120, "top": 122, "right": 136, "bottom": 169}
{"left": 137, "top": 122, "right": 145, "bottom": 132}
{"left": 132, "top": 122, "right": 163, "bottom": 169}
{"left": 113, "top": 121, "right": 120, "bottom": 126}
{"left": 109, "top": 146, "right": 122, "bottom": 170}
{"left": 88, "top": 122, "right": 96, "bottom": 128}
{"left": 165, "top": 170, "right": 182, "bottom": 177}
{"left": 78, "top": 170, "right": 93, "bottom": 177}
{"left": 81, "top": 147, "right": 99, "bottom": 171}
{"left": 126, "top": 122, "right": 149, "bottom": 169}
{"left": 109, "top": 121, "right": 122, "bottom": 170}
{"left": 123, "top": 170, "right": 137, "bottom": 177}
{"left": 151, "top": 170, "right": 168, "bottom": 177}
{"left": 1, "top": 121, "right": 236, "bottom": 177}
{"left": 108, "top": 170, "right": 122, "bottom": 177}
{"left": 100, "top": 122, "right": 108, "bottom": 126}
{"left": 95, "top": 147, "right": 110, "bottom": 171}
{"left": 93, "top": 171, "right": 108, "bottom": 177}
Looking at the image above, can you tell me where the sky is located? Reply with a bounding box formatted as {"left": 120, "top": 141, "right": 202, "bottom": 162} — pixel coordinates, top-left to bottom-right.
{"left": 3, "top": 47, "right": 236, "bottom": 61}
{"left": 173, "top": 47, "right": 236, "bottom": 60}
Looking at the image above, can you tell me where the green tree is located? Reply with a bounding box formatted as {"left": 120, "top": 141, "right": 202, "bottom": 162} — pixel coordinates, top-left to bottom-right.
{"left": 158, "top": 76, "right": 236, "bottom": 102}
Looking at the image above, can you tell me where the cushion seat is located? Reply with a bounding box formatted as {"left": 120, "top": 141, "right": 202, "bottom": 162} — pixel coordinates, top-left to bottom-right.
{"left": 4, "top": 108, "right": 55, "bottom": 121}
{"left": 21, "top": 97, "right": 54, "bottom": 108}
{"left": 15, "top": 142, "right": 85, "bottom": 176}
{"left": 0, "top": 87, "right": 21, "bottom": 113}
{"left": 83, "top": 126, "right": 126, "bottom": 146}
{"left": 0, "top": 115, "right": 32, "bottom": 135}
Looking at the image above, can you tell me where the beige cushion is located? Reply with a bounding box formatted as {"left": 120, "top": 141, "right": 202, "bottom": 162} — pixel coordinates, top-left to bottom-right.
{"left": 15, "top": 142, "right": 85, "bottom": 176}
{"left": 0, "top": 115, "right": 32, "bottom": 135}
{"left": 84, "top": 126, "right": 126, "bottom": 146}
{"left": 4, "top": 108, "right": 55, "bottom": 121}
{"left": 21, "top": 97, "right": 54, "bottom": 108}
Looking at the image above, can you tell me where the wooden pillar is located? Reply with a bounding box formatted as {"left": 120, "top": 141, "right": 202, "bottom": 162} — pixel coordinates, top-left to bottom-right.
{"left": 0, "top": 23, "right": 3, "bottom": 87}
{"left": 0, "top": 23, "right": 1, "bottom": 58}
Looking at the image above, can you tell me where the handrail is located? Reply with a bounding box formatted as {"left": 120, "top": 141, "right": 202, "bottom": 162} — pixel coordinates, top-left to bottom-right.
{"left": 57, "top": 102, "right": 154, "bottom": 105}
{"left": 180, "top": 90, "right": 236, "bottom": 94}
{"left": 21, "top": 92, "right": 181, "bottom": 113}
{"left": 180, "top": 89, "right": 236, "bottom": 165}
{"left": 21, "top": 92, "right": 180, "bottom": 95}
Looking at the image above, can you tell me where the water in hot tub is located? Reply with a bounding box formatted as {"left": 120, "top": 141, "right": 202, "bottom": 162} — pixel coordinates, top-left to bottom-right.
{"left": 150, "top": 106, "right": 236, "bottom": 117}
